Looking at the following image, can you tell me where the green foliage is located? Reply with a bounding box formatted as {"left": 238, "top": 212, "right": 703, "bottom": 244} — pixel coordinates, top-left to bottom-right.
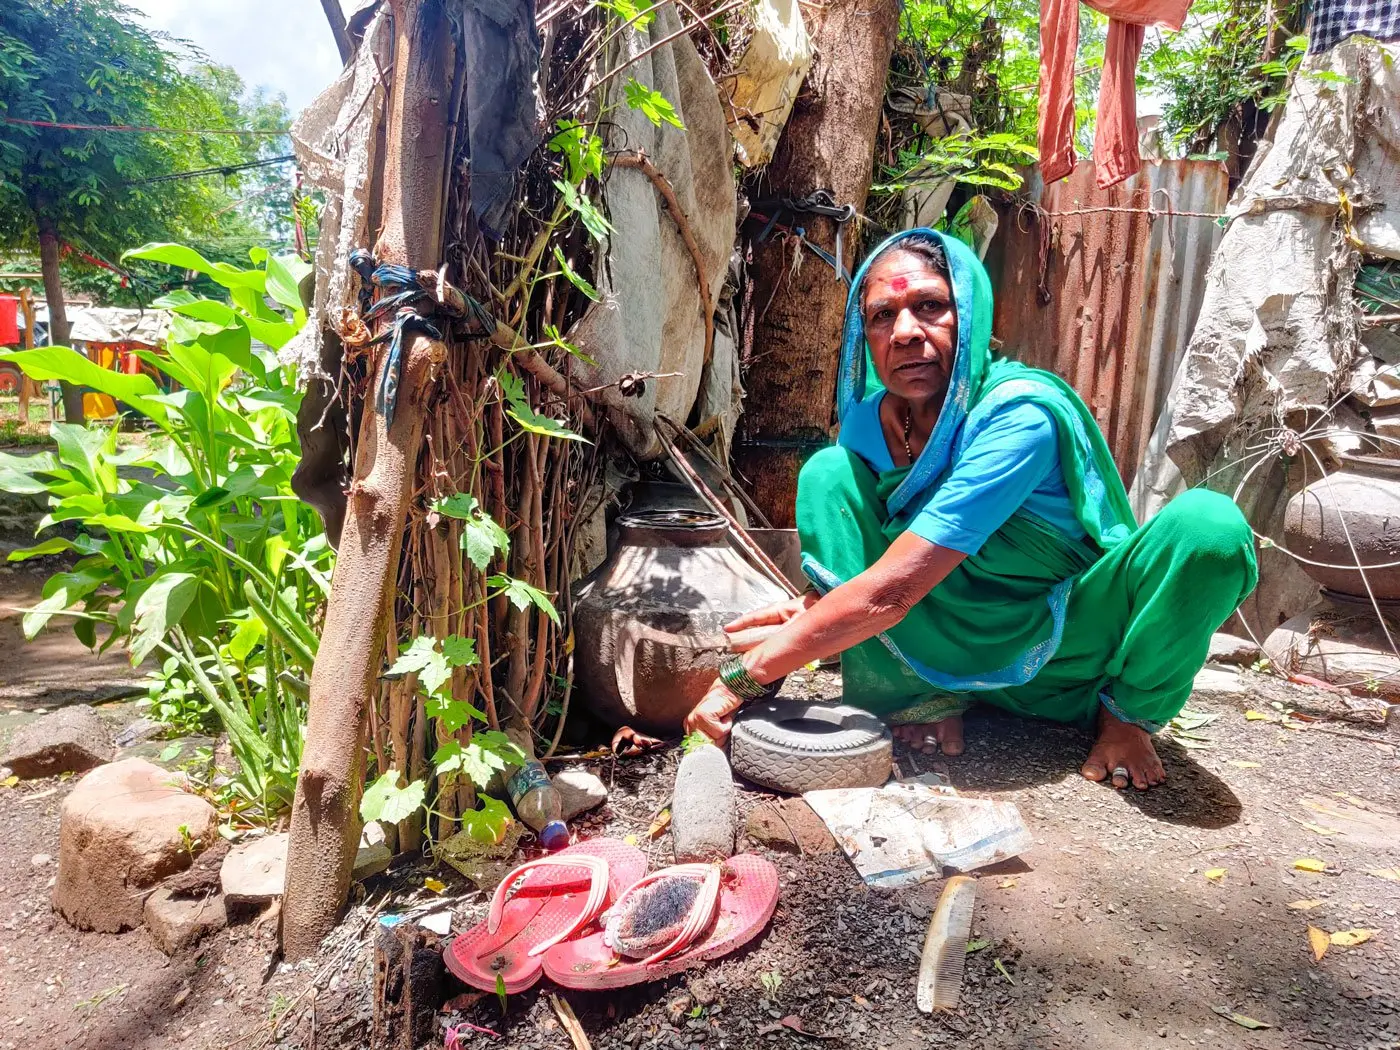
{"left": 874, "top": 133, "right": 1040, "bottom": 195}
{"left": 434, "top": 493, "right": 511, "bottom": 571}
{"left": 0, "top": 243, "right": 327, "bottom": 822}
{"left": 361, "top": 771, "right": 428, "bottom": 825}
{"left": 624, "top": 78, "right": 685, "bottom": 129}
{"left": 0, "top": 0, "right": 295, "bottom": 305}
{"left": 1140, "top": 1, "right": 1307, "bottom": 150}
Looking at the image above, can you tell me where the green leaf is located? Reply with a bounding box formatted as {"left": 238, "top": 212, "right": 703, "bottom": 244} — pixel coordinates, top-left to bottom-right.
{"left": 624, "top": 78, "right": 685, "bottom": 129}
{"left": 506, "top": 405, "right": 588, "bottom": 443}
{"left": 388, "top": 635, "right": 438, "bottom": 677}
{"left": 0, "top": 348, "right": 169, "bottom": 427}
{"left": 122, "top": 243, "right": 267, "bottom": 292}
{"left": 488, "top": 574, "right": 561, "bottom": 626}
{"left": 441, "top": 635, "right": 479, "bottom": 668}
{"left": 359, "top": 771, "right": 426, "bottom": 825}
{"left": 552, "top": 247, "right": 600, "bottom": 301}
{"left": 426, "top": 696, "right": 487, "bottom": 735}
{"left": 459, "top": 795, "right": 513, "bottom": 844}
{"left": 433, "top": 738, "right": 509, "bottom": 786}
{"left": 554, "top": 179, "right": 613, "bottom": 242}
{"left": 6, "top": 537, "right": 77, "bottom": 562}
{"left": 130, "top": 571, "right": 199, "bottom": 666}
{"left": 547, "top": 121, "right": 604, "bottom": 183}
{"left": 602, "top": 0, "right": 655, "bottom": 30}
{"left": 435, "top": 494, "right": 511, "bottom": 571}
{"left": 263, "top": 254, "right": 309, "bottom": 311}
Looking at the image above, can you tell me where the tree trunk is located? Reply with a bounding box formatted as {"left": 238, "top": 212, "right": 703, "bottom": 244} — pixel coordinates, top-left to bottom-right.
{"left": 281, "top": 0, "right": 453, "bottom": 960}
{"left": 734, "top": 0, "right": 899, "bottom": 526}
{"left": 35, "top": 213, "right": 84, "bottom": 424}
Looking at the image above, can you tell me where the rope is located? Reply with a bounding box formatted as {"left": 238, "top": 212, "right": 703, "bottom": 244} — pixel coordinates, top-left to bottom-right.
{"left": 122, "top": 154, "right": 295, "bottom": 186}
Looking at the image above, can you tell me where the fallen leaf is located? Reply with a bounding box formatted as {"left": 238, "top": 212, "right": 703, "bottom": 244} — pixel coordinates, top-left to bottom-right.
{"left": 993, "top": 958, "right": 1017, "bottom": 985}
{"left": 998, "top": 878, "right": 1017, "bottom": 889}
{"left": 966, "top": 939, "right": 991, "bottom": 953}
{"left": 647, "top": 809, "right": 672, "bottom": 839}
{"left": 756, "top": 1016, "right": 836, "bottom": 1040}
{"left": 1288, "top": 899, "right": 1326, "bottom": 911}
{"left": 423, "top": 878, "right": 447, "bottom": 893}
{"left": 1244, "top": 710, "right": 1273, "bottom": 721}
{"left": 851, "top": 995, "right": 869, "bottom": 1008}
{"left": 1228, "top": 760, "right": 1261, "bottom": 769}
{"left": 1329, "top": 928, "right": 1376, "bottom": 948}
{"left": 1366, "top": 867, "right": 1400, "bottom": 882}
{"left": 1204, "top": 868, "right": 1227, "bottom": 881}
{"left": 1293, "top": 858, "right": 1328, "bottom": 873}
{"left": 1308, "top": 925, "right": 1330, "bottom": 962}
{"left": 1, "top": 775, "right": 17, "bottom": 789}
{"left": 1212, "top": 1006, "right": 1271, "bottom": 1030}
{"left": 1295, "top": 820, "right": 1341, "bottom": 836}
{"left": 623, "top": 833, "right": 639, "bottom": 847}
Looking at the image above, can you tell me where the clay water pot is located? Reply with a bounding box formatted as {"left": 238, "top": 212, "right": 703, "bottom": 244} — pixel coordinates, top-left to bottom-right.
{"left": 1283, "top": 453, "right": 1400, "bottom": 601}
{"left": 572, "top": 510, "right": 789, "bottom": 734}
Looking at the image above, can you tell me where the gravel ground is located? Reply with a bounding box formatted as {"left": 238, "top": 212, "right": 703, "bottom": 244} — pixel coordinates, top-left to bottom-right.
{"left": 2, "top": 567, "right": 1398, "bottom": 1049}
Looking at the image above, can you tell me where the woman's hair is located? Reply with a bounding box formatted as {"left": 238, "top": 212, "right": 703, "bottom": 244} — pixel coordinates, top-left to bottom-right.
{"left": 857, "top": 231, "right": 949, "bottom": 313}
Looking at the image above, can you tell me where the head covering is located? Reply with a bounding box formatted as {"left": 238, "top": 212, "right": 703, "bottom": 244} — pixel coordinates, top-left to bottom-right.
{"left": 834, "top": 227, "right": 1135, "bottom": 544}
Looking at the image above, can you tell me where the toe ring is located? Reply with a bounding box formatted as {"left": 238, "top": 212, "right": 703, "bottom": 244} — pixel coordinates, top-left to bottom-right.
{"left": 922, "top": 735, "right": 937, "bottom": 748}
{"left": 1111, "top": 765, "right": 1129, "bottom": 782}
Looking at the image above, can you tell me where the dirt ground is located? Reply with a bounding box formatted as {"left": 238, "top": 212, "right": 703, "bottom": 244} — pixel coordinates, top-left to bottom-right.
{"left": 2, "top": 562, "right": 1399, "bottom": 1049}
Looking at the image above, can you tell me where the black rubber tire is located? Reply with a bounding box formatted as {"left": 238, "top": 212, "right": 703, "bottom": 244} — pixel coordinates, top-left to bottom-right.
{"left": 730, "top": 699, "right": 892, "bottom": 794}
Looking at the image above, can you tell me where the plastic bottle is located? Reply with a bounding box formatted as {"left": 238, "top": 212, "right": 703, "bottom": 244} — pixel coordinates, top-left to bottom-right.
{"left": 503, "top": 726, "right": 569, "bottom": 851}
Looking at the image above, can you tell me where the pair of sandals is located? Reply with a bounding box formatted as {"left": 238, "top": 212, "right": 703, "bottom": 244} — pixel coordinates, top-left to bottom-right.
{"left": 444, "top": 838, "right": 779, "bottom": 992}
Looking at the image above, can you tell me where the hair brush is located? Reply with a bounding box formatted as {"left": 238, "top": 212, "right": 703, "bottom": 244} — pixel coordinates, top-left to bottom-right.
{"left": 916, "top": 875, "right": 977, "bottom": 1013}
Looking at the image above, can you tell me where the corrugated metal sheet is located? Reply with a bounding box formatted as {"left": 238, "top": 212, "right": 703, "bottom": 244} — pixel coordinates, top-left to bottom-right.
{"left": 990, "top": 159, "right": 1228, "bottom": 479}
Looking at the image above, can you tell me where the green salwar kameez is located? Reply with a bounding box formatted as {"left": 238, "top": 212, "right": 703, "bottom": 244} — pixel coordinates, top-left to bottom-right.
{"left": 800, "top": 228, "right": 1258, "bottom": 733}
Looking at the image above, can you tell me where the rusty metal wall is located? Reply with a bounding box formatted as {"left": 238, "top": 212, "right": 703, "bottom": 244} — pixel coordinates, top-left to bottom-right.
{"left": 989, "top": 159, "right": 1229, "bottom": 479}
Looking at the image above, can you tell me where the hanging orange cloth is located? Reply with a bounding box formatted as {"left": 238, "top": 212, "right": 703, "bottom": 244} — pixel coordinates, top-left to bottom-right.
{"left": 1038, "top": 0, "right": 1191, "bottom": 189}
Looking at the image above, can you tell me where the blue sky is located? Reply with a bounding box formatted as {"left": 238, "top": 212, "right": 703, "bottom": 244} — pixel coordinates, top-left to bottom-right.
{"left": 131, "top": 0, "right": 345, "bottom": 114}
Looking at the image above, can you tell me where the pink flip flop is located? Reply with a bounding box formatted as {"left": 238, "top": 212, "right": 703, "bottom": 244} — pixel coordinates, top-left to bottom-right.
{"left": 445, "top": 837, "right": 647, "bottom": 993}
{"left": 540, "top": 853, "right": 779, "bottom": 990}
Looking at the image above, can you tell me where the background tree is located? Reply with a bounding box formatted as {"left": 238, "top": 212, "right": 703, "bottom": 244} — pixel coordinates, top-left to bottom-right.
{"left": 0, "top": 0, "right": 290, "bottom": 421}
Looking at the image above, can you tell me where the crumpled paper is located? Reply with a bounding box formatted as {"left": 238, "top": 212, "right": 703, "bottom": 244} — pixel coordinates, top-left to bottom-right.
{"left": 804, "top": 775, "right": 1031, "bottom": 889}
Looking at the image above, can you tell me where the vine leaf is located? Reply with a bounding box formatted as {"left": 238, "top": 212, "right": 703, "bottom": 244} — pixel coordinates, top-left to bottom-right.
{"left": 360, "top": 771, "right": 425, "bottom": 824}
{"left": 489, "top": 574, "right": 561, "bottom": 626}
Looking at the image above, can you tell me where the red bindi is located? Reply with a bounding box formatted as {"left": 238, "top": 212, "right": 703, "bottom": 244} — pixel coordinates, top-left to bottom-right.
{"left": 890, "top": 276, "right": 908, "bottom": 292}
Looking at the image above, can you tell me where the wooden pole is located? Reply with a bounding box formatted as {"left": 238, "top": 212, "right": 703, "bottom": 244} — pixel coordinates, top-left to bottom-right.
{"left": 281, "top": 0, "right": 454, "bottom": 960}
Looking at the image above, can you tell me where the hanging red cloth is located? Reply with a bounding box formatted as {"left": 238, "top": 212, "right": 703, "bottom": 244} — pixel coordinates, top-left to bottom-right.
{"left": 1038, "top": 0, "right": 1191, "bottom": 189}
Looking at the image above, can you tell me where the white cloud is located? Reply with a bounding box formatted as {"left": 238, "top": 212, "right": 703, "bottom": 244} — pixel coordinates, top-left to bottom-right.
{"left": 129, "top": 0, "right": 344, "bottom": 114}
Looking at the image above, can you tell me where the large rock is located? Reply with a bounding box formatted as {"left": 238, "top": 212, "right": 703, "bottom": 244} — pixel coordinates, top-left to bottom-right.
{"left": 53, "top": 758, "right": 218, "bottom": 932}
{"left": 1208, "top": 632, "right": 1261, "bottom": 667}
{"left": 220, "top": 832, "right": 288, "bottom": 905}
{"left": 553, "top": 768, "right": 608, "bottom": 821}
{"left": 144, "top": 888, "right": 227, "bottom": 955}
{"left": 2, "top": 705, "right": 112, "bottom": 779}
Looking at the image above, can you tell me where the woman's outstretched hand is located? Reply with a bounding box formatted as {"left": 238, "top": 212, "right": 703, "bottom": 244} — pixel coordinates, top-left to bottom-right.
{"left": 683, "top": 677, "right": 746, "bottom": 744}
{"left": 723, "top": 592, "right": 818, "bottom": 652}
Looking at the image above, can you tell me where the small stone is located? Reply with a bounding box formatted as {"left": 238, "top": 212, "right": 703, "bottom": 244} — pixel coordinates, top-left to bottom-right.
{"left": 2, "top": 706, "right": 113, "bottom": 779}
{"left": 360, "top": 821, "right": 388, "bottom": 849}
{"left": 744, "top": 798, "right": 836, "bottom": 855}
{"left": 552, "top": 769, "right": 608, "bottom": 821}
{"left": 352, "top": 842, "right": 392, "bottom": 882}
{"left": 53, "top": 759, "right": 217, "bottom": 932}
{"left": 1191, "top": 666, "right": 1246, "bottom": 698}
{"left": 114, "top": 717, "right": 164, "bottom": 749}
{"left": 220, "top": 833, "right": 289, "bottom": 905}
{"left": 30, "top": 854, "right": 51, "bottom": 867}
{"left": 143, "top": 889, "right": 227, "bottom": 955}
{"left": 687, "top": 976, "right": 720, "bottom": 1006}
{"left": 1208, "top": 632, "right": 1260, "bottom": 667}
{"left": 666, "top": 993, "right": 694, "bottom": 1025}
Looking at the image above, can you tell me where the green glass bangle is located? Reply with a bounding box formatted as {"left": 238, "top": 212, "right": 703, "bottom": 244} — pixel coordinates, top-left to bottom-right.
{"left": 719, "top": 656, "right": 779, "bottom": 701}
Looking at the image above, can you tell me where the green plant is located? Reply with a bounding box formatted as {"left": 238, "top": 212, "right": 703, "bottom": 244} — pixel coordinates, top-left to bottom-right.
{"left": 760, "top": 968, "right": 783, "bottom": 999}
{"left": 0, "top": 241, "right": 328, "bottom": 821}
{"left": 873, "top": 132, "right": 1040, "bottom": 195}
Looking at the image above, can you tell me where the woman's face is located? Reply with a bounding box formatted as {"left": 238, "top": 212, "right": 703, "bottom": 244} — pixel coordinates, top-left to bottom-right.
{"left": 861, "top": 248, "right": 957, "bottom": 406}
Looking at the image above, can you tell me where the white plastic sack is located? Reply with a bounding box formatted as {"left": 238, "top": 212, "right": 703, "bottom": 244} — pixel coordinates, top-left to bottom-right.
{"left": 725, "top": 0, "right": 813, "bottom": 168}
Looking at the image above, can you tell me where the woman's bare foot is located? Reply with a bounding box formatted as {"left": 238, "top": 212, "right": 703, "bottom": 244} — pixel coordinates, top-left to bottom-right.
{"left": 1081, "top": 705, "right": 1165, "bottom": 790}
{"left": 892, "top": 716, "right": 964, "bottom": 756}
